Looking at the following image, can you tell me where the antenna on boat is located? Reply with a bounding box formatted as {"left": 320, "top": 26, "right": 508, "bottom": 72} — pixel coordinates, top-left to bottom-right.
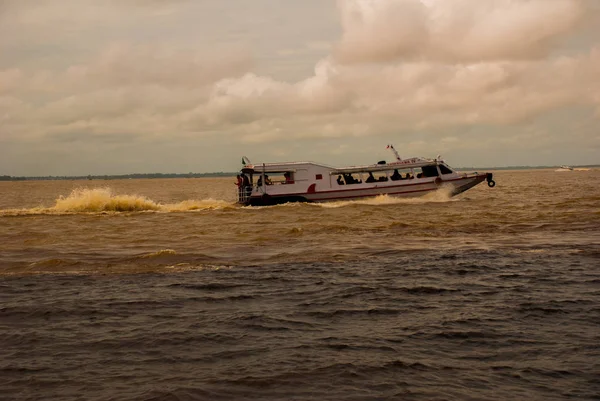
{"left": 387, "top": 144, "right": 402, "bottom": 161}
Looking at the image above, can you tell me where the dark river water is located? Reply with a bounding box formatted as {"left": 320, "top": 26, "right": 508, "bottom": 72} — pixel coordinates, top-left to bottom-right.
{"left": 1, "top": 169, "right": 599, "bottom": 400}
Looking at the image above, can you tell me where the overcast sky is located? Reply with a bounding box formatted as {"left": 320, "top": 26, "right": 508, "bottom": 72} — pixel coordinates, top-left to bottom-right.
{"left": 1, "top": 0, "right": 599, "bottom": 175}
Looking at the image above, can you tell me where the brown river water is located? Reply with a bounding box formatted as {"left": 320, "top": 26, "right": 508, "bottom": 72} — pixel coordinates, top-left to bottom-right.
{"left": 1, "top": 169, "right": 599, "bottom": 400}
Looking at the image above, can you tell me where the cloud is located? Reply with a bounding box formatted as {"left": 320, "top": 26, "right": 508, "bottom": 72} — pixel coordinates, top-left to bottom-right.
{"left": 181, "top": 59, "right": 353, "bottom": 131}
{"left": 0, "top": 42, "right": 252, "bottom": 141}
{"left": 177, "top": 47, "right": 600, "bottom": 142}
{"left": 334, "top": 0, "right": 587, "bottom": 63}
{"left": 1, "top": 0, "right": 599, "bottom": 175}
{"left": 64, "top": 43, "right": 252, "bottom": 89}
{"left": 4, "top": 43, "right": 600, "bottom": 148}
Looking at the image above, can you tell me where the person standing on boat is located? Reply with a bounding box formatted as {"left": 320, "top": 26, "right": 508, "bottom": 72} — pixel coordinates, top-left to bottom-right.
{"left": 235, "top": 175, "right": 243, "bottom": 201}
{"left": 241, "top": 173, "right": 251, "bottom": 199}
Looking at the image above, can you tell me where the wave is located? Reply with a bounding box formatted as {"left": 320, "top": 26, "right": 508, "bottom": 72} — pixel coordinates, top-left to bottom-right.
{"left": 0, "top": 187, "right": 234, "bottom": 216}
{"left": 138, "top": 249, "right": 178, "bottom": 259}
{"left": 54, "top": 187, "right": 161, "bottom": 212}
{"left": 310, "top": 189, "right": 457, "bottom": 209}
{"left": 27, "top": 258, "right": 80, "bottom": 269}
{"left": 163, "top": 199, "right": 234, "bottom": 212}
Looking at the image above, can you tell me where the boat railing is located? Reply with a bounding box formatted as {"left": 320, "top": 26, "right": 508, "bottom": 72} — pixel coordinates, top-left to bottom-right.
{"left": 237, "top": 186, "right": 252, "bottom": 204}
{"left": 461, "top": 171, "right": 481, "bottom": 177}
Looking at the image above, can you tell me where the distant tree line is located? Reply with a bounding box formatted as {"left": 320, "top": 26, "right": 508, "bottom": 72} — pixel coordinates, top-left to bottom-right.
{"left": 0, "top": 172, "right": 237, "bottom": 181}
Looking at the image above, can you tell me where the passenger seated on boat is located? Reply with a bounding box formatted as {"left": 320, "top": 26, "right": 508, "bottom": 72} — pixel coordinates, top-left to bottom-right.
{"left": 366, "top": 172, "right": 376, "bottom": 183}
{"left": 391, "top": 169, "right": 401, "bottom": 181}
{"left": 284, "top": 172, "right": 294, "bottom": 184}
{"left": 337, "top": 175, "right": 344, "bottom": 185}
{"left": 417, "top": 173, "right": 422, "bottom": 179}
{"left": 378, "top": 176, "right": 388, "bottom": 182}
{"left": 345, "top": 174, "right": 361, "bottom": 184}
{"left": 406, "top": 173, "right": 412, "bottom": 179}
{"left": 265, "top": 175, "right": 273, "bottom": 185}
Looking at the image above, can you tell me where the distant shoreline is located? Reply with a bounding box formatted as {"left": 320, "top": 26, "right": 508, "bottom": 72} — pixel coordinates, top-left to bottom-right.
{"left": 0, "top": 172, "right": 235, "bottom": 182}
{"left": 0, "top": 165, "right": 597, "bottom": 181}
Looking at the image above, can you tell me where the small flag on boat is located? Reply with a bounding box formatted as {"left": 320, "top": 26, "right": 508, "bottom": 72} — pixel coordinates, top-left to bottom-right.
{"left": 387, "top": 144, "right": 401, "bottom": 161}
{"left": 242, "top": 157, "right": 246, "bottom": 166}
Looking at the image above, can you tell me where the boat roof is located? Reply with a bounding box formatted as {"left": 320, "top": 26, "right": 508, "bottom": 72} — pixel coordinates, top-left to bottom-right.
{"left": 242, "top": 157, "right": 443, "bottom": 174}
{"left": 242, "top": 161, "right": 331, "bottom": 173}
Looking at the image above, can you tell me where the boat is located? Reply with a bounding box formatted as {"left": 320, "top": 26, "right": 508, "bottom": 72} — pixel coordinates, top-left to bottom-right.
{"left": 236, "top": 145, "right": 495, "bottom": 206}
{"left": 556, "top": 165, "right": 591, "bottom": 172}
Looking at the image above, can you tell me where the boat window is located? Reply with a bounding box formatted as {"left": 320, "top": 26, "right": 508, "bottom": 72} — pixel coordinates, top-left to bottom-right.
{"left": 259, "top": 172, "right": 295, "bottom": 185}
{"left": 366, "top": 171, "right": 388, "bottom": 183}
{"left": 439, "top": 164, "right": 453, "bottom": 175}
{"left": 284, "top": 171, "right": 295, "bottom": 184}
{"left": 342, "top": 173, "right": 361, "bottom": 185}
{"left": 257, "top": 174, "right": 273, "bottom": 186}
{"left": 420, "top": 165, "right": 439, "bottom": 178}
{"left": 389, "top": 168, "right": 413, "bottom": 180}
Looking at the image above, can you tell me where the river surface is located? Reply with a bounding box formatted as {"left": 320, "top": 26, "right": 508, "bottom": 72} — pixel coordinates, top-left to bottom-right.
{"left": 1, "top": 169, "right": 599, "bottom": 400}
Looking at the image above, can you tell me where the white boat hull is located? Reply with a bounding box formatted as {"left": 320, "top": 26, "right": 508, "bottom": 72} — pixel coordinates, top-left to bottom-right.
{"left": 244, "top": 174, "right": 490, "bottom": 206}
